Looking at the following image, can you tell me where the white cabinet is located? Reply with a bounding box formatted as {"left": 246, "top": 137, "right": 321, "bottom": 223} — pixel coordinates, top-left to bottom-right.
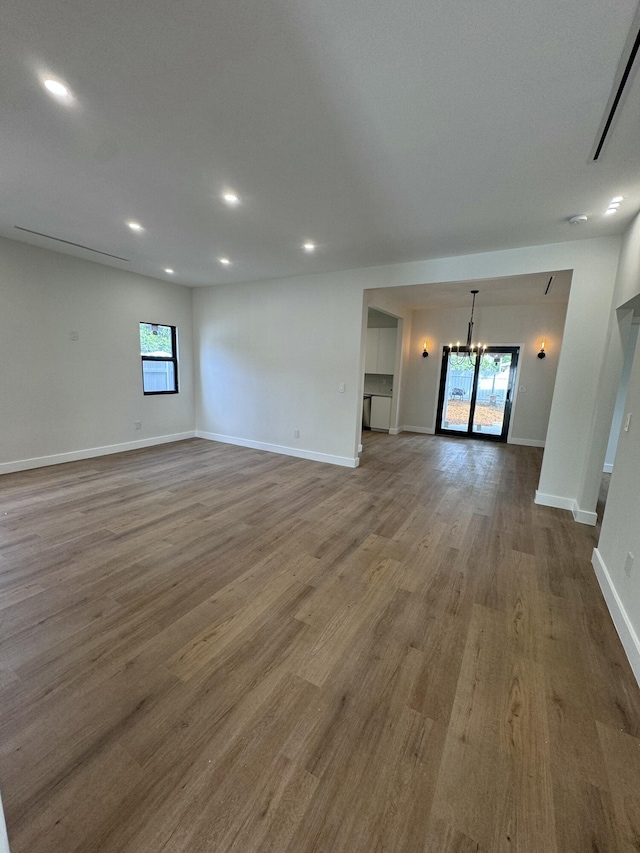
{"left": 371, "top": 395, "right": 392, "bottom": 431}
{"left": 365, "top": 328, "right": 379, "bottom": 373}
{"left": 376, "top": 328, "right": 397, "bottom": 374}
{"left": 365, "top": 326, "right": 397, "bottom": 374}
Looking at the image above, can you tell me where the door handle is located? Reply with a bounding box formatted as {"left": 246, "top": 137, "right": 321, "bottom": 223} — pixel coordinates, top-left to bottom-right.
{"left": 506, "top": 389, "right": 511, "bottom": 402}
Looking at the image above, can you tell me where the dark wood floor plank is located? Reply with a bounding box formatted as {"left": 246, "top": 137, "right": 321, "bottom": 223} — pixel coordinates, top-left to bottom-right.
{"left": 598, "top": 722, "right": 640, "bottom": 851}
{"left": 429, "top": 604, "right": 556, "bottom": 851}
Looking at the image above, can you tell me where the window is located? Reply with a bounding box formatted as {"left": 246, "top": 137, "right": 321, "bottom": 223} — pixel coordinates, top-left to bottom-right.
{"left": 140, "top": 322, "right": 178, "bottom": 394}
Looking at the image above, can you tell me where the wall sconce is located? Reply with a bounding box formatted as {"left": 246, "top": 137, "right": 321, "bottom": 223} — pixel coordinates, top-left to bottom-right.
{"left": 537, "top": 339, "right": 546, "bottom": 359}
{"left": 422, "top": 340, "right": 429, "bottom": 358}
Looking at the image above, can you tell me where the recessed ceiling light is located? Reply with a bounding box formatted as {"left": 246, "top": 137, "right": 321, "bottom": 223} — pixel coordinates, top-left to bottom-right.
{"left": 127, "top": 221, "right": 143, "bottom": 232}
{"left": 605, "top": 195, "right": 625, "bottom": 215}
{"left": 303, "top": 242, "right": 316, "bottom": 251}
{"left": 219, "top": 257, "right": 231, "bottom": 265}
{"left": 164, "top": 268, "right": 174, "bottom": 274}
{"left": 43, "top": 78, "right": 71, "bottom": 99}
{"left": 223, "top": 193, "right": 240, "bottom": 206}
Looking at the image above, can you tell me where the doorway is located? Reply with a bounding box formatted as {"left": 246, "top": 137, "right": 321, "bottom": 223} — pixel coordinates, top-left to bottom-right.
{"left": 435, "top": 346, "right": 519, "bottom": 442}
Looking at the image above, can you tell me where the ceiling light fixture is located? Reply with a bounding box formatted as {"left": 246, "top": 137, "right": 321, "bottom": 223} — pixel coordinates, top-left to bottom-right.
{"left": 605, "top": 196, "right": 625, "bottom": 216}
{"left": 164, "top": 268, "right": 174, "bottom": 274}
{"left": 303, "top": 242, "right": 316, "bottom": 252}
{"left": 223, "top": 193, "right": 239, "bottom": 206}
{"left": 127, "top": 221, "right": 143, "bottom": 232}
{"left": 219, "top": 257, "right": 231, "bottom": 265}
{"left": 569, "top": 215, "right": 588, "bottom": 225}
{"left": 43, "top": 78, "right": 71, "bottom": 99}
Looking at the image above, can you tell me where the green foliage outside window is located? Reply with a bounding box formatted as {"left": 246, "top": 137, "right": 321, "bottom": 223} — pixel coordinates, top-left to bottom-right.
{"left": 140, "top": 323, "right": 173, "bottom": 355}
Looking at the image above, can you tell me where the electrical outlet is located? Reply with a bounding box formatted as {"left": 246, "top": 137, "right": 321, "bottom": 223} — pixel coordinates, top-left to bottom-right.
{"left": 134, "top": 421, "right": 142, "bottom": 430}
{"left": 294, "top": 429, "right": 299, "bottom": 438}
{"left": 339, "top": 383, "right": 345, "bottom": 393}
{"left": 70, "top": 331, "right": 79, "bottom": 341}
{"left": 625, "top": 552, "right": 634, "bottom": 576}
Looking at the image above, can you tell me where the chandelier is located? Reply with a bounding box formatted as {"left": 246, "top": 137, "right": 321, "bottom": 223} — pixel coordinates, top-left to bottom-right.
{"left": 447, "top": 290, "right": 486, "bottom": 368}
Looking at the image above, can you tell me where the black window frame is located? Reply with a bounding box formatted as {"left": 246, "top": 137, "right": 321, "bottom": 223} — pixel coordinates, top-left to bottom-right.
{"left": 140, "top": 322, "right": 179, "bottom": 395}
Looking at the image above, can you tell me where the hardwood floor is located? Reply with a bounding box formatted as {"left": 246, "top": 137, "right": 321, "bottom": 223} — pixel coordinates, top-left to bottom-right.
{"left": 1, "top": 432, "right": 640, "bottom": 852}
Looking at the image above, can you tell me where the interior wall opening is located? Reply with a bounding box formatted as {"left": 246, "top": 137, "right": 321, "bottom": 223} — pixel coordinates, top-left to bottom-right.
{"left": 359, "top": 270, "right": 572, "bottom": 460}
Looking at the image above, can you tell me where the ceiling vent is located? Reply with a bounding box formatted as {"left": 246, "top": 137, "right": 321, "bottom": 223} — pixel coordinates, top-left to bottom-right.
{"left": 592, "top": 8, "right": 640, "bottom": 161}
{"left": 14, "top": 226, "right": 130, "bottom": 261}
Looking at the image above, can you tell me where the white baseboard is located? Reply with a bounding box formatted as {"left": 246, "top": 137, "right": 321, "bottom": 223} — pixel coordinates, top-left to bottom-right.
{"left": 0, "top": 431, "right": 196, "bottom": 476}
{"left": 603, "top": 462, "right": 614, "bottom": 473}
{"left": 572, "top": 505, "right": 598, "bottom": 526}
{"left": 196, "top": 431, "right": 359, "bottom": 468}
{"left": 388, "top": 427, "right": 402, "bottom": 435}
{"left": 535, "top": 491, "right": 575, "bottom": 511}
{"left": 592, "top": 548, "right": 640, "bottom": 687}
{"left": 401, "top": 425, "right": 435, "bottom": 435}
{"left": 534, "top": 491, "right": 597, "bottom": 526}
{"left": 509, "top": 437, "right": 545, "bottom": 447}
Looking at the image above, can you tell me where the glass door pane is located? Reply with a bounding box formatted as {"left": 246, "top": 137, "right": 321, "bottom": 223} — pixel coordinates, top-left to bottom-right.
{"left": 472, "top": 353, "right": 512, "bottom": 437}
{"left": 440, "top": 350, "right": 476, "bottom": 432}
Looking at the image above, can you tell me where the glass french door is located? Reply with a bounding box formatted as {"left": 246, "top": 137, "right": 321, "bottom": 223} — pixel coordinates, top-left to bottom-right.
{"left": 435, "top": 346, "right": 519, "bottom": 442}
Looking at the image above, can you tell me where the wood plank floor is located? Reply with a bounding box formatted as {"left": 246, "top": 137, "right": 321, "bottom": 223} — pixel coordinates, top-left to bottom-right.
{"left": 1, "top": 432, "right": 640, "bottom": 852}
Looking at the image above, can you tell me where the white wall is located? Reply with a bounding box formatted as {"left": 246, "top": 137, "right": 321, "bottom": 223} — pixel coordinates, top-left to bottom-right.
{"left": 401, "top": 302, "right": 567, "bottom": 443}
{"left": 604, "top": 320, "right": 638, "bottom": 471}
{"left": 614, "top": 213, "right": 640, "bottom": 308}
{"left": 594, "top": 211, "right": 640, "bottom": 684}
{"left": 1, "top": 237, "right": 195, "bottom": 473}
{"left": 594, "top": 321, "right": 640, "bottom": 682}
{"left": 193, "top": 275, "right": 365, "bottom": 466}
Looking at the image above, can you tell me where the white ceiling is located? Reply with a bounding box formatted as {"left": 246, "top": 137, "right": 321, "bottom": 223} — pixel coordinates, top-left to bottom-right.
{"left": 1, "top": 0, "right": 639, "bottom": 286}
{"left": 373, "top": 270, "right": 573, "bottom": 310}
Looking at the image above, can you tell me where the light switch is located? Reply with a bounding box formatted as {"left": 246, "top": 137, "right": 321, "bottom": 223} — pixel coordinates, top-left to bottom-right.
{"left": 624, "top": 413, "right": 632, "bottom": 432}
{"left": 625, "top": 552, "right": 634, "bottom": 576}
{"left": 339, "top": 383, "right": 345, "bottom": 393}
